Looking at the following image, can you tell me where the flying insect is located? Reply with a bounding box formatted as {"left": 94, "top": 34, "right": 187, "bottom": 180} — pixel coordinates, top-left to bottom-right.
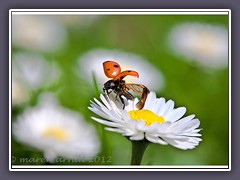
{"left": 103, "top": 61, "right": 150, "bottom": 109}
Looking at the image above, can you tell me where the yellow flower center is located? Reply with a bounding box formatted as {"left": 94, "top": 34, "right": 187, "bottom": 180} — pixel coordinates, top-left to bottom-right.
{"left": 128, "top": 109, "right": 165, "bottom": 126}
{"left": 42, "top": 127, "right": 68, "bottom": 141}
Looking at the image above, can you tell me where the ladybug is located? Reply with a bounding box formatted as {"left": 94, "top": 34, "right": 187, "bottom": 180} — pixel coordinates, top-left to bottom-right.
{"left": 103, "top": 60, "right": 150, "bottom": 109}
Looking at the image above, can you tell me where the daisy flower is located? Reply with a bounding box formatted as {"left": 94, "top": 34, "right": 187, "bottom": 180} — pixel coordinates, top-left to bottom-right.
{"left": 12, "top": 15, "right": 67, "bottom": 52}
{"left": 12, "top": 52, "right": 59, "bottom": 89}
{"left": 77, "top": 48, "right": 165, "bottom": 92}
{"left": 12, "top": 52, "right": 59, "bottom": 106}
{"left": 168, "top": 22, "right": 228, "bottom": 69}
{"left": 89, "top": 92, "right": 202, "bottom": 150}
{"left": 13, "top": 93, "right": 100, "bottom": 163}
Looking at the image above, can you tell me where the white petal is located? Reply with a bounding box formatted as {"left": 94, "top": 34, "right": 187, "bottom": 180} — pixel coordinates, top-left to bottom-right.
{"left": 178, "top": 119, "right": 200, "bottom": 133}
{"left": 162, "top": 100, "right": 174, "bottom": 117}
{"left": 100, "top": 94, "right": 112, "bottom": 110}
{"left": 105, "top": 127, "right": 126, "bottom": 134}
{"left": 165, "top": 107, "right": 186, "bottom": 122}
{"left": 152, "top": 98, "right": 165, "bottom": 114}
{"left": 145, "top": 134, "right": 168, "bottom": 145}
{"left": 93, "top": 97, "right": 105, "bottom": 108}
{"left": 155, "top": 122, "right": 172, "bottom": 134}
{"left": 143, "top": 92, "right": 156, "bottom": 110}
{"left": 175, "top": 114, "right": 195, "bottom": 124}
{"left": 156, "top": 98, "right": 166, "bottom": 116}
{"left": 91, "top": 98, "right": 124, "bottom": 123}
{"left": 133, "top": 98, "right": 139, "bottom": 110}
{"left": 89, "top": 105, "right": 123, "bottom": 124}
{"left": 192, "top": 129, "right": 202, "bottom": 133}
{"left": 91, "top": 117, "right": 123, "bottom": 128}
{"left": 129, "top": 133, "right": 144, "bottom": 141}
{"left": 136, "top": 120, "right": 148, "bottom": 131}
{"left": 179, "top": 132, "right": 202, "bottom": 137}
{"left": 88, "top": 107, "right": 112, "bottom": 120}
{"left": 160, "top": 137, "right": 199, "bottom": 150}
{"left": 92, "top": 98, "right": 112, "bottom": 116}
{"left": 124, "top": 130, "right": 138, "bottom": 137}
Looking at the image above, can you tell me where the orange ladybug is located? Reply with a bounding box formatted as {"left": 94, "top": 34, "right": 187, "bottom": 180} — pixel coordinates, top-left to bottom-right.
{"left": 103, "top": 60, "right": 149, "bottom": 109}
{"left": 103, "top": 61, "right": 139, "bottom": 80}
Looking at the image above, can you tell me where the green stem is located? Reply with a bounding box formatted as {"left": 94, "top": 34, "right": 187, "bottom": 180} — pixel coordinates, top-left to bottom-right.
{"left": 45, "top": 161, "right": 52, "bottom": 165}
{"left": 91, "top": 71, "right": 100, "bottom": 95}
{"left": 131, "top": 140, "right": 150, "bottom": 165}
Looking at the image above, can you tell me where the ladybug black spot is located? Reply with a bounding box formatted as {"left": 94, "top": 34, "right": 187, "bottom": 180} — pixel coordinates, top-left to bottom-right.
{"left": 107, "top": 68, "right": 110, "bottom": 71}
{"left": 113, "top": 65, "right": 119, "bottom": 68}
{"left": 128, "top": 70, "right": 132, "bottom": 72}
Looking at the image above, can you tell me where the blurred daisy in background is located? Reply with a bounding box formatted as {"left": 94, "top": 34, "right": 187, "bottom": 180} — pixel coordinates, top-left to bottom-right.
{"left": 13, "top": 93, "right": 100, "bottom": 162}
{"left": 168, "top": 22, "right": 228, "bottom": 69}
{"left": 77, "top": 49, "right": 165, "bottom": 92}
{"left": 12, "top": 15, "right": 67, "bottom": 52}
{"left": 12, "top": 78, "right": 30, "bottom": 106}
{"left": 12, "top": 52, "right": 59, "bottom": 106}
{"left": 89, "top": 92, "right": 202, "bottom": 150}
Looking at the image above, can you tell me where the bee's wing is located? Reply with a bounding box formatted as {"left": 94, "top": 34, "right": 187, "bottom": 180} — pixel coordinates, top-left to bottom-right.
{"left": 125, "top": 83, "right": 145, "bottom": 95}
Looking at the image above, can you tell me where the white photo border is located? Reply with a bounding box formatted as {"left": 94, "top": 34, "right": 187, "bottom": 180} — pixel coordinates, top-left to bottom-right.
{"left": 9, "top": 9, "right": 231, "bottom": 171}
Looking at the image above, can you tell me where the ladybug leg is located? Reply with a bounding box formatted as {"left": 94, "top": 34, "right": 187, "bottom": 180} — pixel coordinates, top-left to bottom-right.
{"left": 123, "top": 91, "right": 134, "bottom": 100}
{"left": 119, "top": 95, "right": 125, "bottom": 109}
{"left": 107, "top": 89, "right": 113, "bottom": 95}
{"left": 103, "top": 88, "right": 107, "bottom": 94}
{"left": 115, "top": 94, "right": 118, "bottom": 101}
{"left": 103, "top": 88, "right": 113, "bottom": 96}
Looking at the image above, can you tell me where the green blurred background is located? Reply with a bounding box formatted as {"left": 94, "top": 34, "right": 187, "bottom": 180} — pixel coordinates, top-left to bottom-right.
{"left": 12, "top": 14, "right": 229, "bottom": 165}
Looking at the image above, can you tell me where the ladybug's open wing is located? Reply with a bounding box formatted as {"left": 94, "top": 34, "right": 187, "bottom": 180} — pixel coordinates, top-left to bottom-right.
{"left": 125, "top": 83, "right": 145, "bottom": 95}
{"left": 113, "top": 70, "right": 139, "bottom": 81}
{"left": 126, "top": 83, "right": 150, "bottom": 110}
